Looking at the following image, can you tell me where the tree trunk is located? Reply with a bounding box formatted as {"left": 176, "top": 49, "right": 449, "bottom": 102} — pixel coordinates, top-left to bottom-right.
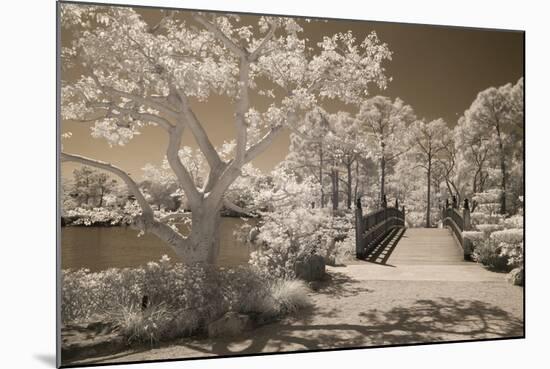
{"left": 472, "top": 170, "right": 479, "bottom": 194}
{"left": 353, "top": 160, "right": 359, "bottom": 205}
{"left": 331, "top": 169, "right": 339, "bottom": 211}
{"left": 380, "top": 155, "right": 386, "bottom": 206}
{"left": 98, "top": 187, "right": 105, "bottom": 208}
{"left": 140, "top": 201, "right": 223, "bottom": 264}
{"left": 187, "top": 205, "right": 223, "bottom": 264}
{"left": 426, "top": 157, "right": 431, "bottom": 228}
{"left": 319, "top": 145, "right": 325, "bottom": 208}
{"left": 346, "top": 160, "right": 352, "bottom": 209}
{"left": 496, "top": 124, "right": 507, "bottom": 214}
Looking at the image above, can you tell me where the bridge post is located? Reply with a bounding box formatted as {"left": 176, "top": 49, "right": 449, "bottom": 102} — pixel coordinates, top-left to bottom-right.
{"left": 402, "top": 206, "right": 406, "bottom": 226}
{"left": 463, "top": 199, "right": 471, "bottom": 231}
{"left": 355, "top": 198, "right": 364, "bottom": 258}
{"left": 462, "top": 198, "right": 473, "bottom": 260}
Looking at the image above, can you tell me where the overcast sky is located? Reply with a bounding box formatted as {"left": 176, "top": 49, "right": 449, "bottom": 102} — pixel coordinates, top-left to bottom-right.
{"left": 60, "top": 5, "right": 524, "bottom": 180}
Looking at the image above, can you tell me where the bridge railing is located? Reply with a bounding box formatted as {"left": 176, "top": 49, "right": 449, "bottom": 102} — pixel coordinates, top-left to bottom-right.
{"left": 355, "top": 197, "right": 405, "bottom": 259}
{"left": 441, "top": 197, "right": 472, "bottom": 260}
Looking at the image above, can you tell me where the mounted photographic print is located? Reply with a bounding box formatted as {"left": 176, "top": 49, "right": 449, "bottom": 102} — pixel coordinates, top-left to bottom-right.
{"left": 57, "top": 1, "right": 525, "bottom": 367}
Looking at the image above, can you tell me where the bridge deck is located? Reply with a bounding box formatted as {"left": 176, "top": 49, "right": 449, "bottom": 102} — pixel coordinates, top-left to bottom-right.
{"left": 388, "top": 228, "right": 464, "bottom": 265}
{"left": 349, "top": 227, "right": 504, "bottom": 282}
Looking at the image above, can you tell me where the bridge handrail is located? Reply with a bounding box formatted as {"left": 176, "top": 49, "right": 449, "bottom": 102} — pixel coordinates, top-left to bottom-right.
{"left": 355, "top": 197, "right": 405, "bottom": 259}
{"left": 441, "top": 198, "right": 472, "bottom": 260}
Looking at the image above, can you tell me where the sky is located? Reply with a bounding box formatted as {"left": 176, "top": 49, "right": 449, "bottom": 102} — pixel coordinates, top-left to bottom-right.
{"left": 60, "top": 4, "right": 524, "bottom": 180}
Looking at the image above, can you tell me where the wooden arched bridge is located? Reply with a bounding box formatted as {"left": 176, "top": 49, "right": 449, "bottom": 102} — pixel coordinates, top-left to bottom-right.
{"left": 355, "top": 196, "right": 475, "bottom": 266}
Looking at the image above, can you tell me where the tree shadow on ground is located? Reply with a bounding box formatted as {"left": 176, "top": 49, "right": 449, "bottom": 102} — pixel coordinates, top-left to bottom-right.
{"left": 197, "top": 297, "right": 523, "bottom": 356}
{"left": 314, "top": 271, "right": 373, "bottom": 298}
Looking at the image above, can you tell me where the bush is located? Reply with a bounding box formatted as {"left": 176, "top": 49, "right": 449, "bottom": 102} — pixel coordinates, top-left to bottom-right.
{"left": 474, "top": 239, "right": 513, "bottom": 272}
{"left": 62, "top": 257, "right": 309, "bottom": 343}
{"left": 476, "top": 223, "right": 504, "bottom": 236}
{"left": 248, "top": 208, "right": 353, "bottom": 278}
{"left": 269, "top": 280, "right": 310, "bottom": 314}
{"left": 502, "top": 215, "right": 523, "bottom": 229}
{"left": 490, "top": 228, "right": 524, "bottom": 267}
{"left": 463, "top": 231, "right": 484, "bottom": 246}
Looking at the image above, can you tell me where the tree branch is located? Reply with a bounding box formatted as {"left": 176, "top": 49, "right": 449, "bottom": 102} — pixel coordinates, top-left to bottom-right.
{"left": 222, "top": 199, "right": 258, "bottom": 217}
{"left": 193, "top": 14, "right": 247, "bottom": 58}
{"left": 89, "top": 72, "right": 179, "bottom": 120}
{"left": 159, "top": 212, "right": 192, "bottom": 222}
{"left": 87, "top": 101, "right": 174, "bottom": 131}
{"left": 249, "top": 23, "right": 278, "bottom": 61}
{"left": 165, "top": 125, "right": 202, "bottom": 207}
{"left": 177, "top": 91, "right": 223, "bottom": 169}
{"left": 234, "top": 57, "right": 250, "bottom": 165}
{"left": 244, "top": 126, "right": 283, "bottom": 163}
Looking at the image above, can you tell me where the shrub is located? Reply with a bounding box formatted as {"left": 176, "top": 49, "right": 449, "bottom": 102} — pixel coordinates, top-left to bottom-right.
{"left": 269, "top": 280, "right": 311, "bottom": 314}
{"left": 490, "top": 228, "right": 524, "bottom": 267}
{"left": 463, "top": 231, "right": 484, "bottom": 246}
{"left": 110, "top": 303, "right": 171, "bottom": 344}
{"left": 474, "top": 239, "right": 513, "bottom": 272}
{"left": 62, "top": 257, "right": 309, "bottom": 343}
{"left": 248, "top": 208, "right": 353, "bottom": 278}
{"left": 470, "top": 212, "right": 503, "bottom": 226}
{"left": 490, "top": 228, "right": 523, "bottom": 245}
{"left": 473, "top": 189, "right": 502, "bottom": 204}
{"left": 108, "top": 303, "right": 201, "bottom": 344}
{"left": 502, "top": 215, "right": 523, "bottom": 229}
{"left": 476, "top": 223, "right": 504, "bottom": 236}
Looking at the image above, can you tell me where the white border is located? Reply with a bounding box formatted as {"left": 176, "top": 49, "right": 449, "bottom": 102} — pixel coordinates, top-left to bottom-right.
{"left": 2, "top": 0, "right": 548, "bottom": 368}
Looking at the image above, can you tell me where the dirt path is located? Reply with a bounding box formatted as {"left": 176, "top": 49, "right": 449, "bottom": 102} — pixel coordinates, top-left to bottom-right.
{"left": 73, "top": 228, "right": 524, "bottom": 365}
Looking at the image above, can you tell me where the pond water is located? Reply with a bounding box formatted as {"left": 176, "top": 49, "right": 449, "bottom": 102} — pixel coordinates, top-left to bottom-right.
{"left": 61, "top": 217, "right": 254, "bottom": 271}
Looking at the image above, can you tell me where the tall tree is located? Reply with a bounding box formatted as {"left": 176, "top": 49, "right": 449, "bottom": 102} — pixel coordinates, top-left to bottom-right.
{"left": 60, "top": 5, "right": 391, "bottom": 264}
{"left": 454, "top": 117, "right": 491, "bottom": 197}
{"left": 358, "top": 96, "right": 416, "bottom": 205}
{"left": 407, "top": 119, "right": 449, "bottom": 227}
{"left": 463, "top": 82, "right": 518, "bottom": 214}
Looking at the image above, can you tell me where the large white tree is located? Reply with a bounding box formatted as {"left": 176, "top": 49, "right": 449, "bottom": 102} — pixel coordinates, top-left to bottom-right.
{"left": 60, "top": 5, "right": 392, "bottom": 264}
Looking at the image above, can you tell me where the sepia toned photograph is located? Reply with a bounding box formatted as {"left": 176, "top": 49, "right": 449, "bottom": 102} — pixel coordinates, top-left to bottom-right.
{"left": 57, "top": 1, "right": 524, "bottom": 366}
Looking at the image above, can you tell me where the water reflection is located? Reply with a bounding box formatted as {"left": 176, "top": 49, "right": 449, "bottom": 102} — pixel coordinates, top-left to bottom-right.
{"left": 61, "top": 217, "right": 254, "bottom": 271}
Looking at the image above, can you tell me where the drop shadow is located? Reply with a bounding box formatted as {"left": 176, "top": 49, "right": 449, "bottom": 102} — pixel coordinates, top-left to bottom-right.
{"left": 33, "top": 353, "right": 57, "bottom": 367}
{"left": 65, "top": 347, "right": 150, "bottom": 366}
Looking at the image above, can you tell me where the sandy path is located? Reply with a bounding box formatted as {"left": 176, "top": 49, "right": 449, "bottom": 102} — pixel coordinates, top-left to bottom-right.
{"left": 74, "top": 229, "right": 524, "bottom": 365}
